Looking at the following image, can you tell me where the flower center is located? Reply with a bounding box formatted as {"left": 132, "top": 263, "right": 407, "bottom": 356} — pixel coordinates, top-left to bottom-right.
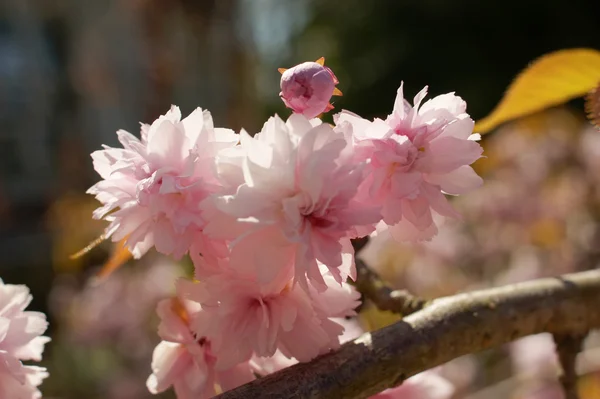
{"left": 305, "top": 213, "right": 334, "bottom": 229}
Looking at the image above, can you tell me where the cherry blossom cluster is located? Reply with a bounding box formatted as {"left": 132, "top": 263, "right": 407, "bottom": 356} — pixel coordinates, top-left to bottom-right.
{"left": 0, "top": 279, "right": 50, "bottom": 398}
{"left": 86, "top": 58, "right": 483, "bottom": 398}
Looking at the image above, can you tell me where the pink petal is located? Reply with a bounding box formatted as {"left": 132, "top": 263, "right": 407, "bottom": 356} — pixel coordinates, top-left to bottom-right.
{"left": 418, "top": 135, "right": 482, "bottom": 174}
{"left": 425, "top": 166, "right": 483, "bottom": 195}
{"left": 216, "top": 362, "right": 255, "bottom": 392}
{"left": 147, "top": 341, "right": 192, "bottom": 394}
{"left": 146, "top": 120, "right": 189, "bottom": 170}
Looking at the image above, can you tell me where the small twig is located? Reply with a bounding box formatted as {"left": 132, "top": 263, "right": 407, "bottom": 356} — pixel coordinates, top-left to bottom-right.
{"left": 554, "top": 332, "right": 587, "bottom": 399}
{"left": 350, "top": 237, "right": 427, "bottom": 316}
{"left": 353, "top": 258, "right": 427, "bottom": 316}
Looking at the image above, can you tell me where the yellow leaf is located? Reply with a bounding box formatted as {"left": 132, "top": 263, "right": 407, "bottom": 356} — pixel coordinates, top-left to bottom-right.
{"left": 475, "top": 48, "right": 600, "bottom": 134}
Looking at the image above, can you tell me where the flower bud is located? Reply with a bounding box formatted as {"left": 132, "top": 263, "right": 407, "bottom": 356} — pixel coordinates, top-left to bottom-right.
{"left": 279, "top": 57, "right": 342, "bottom": 118}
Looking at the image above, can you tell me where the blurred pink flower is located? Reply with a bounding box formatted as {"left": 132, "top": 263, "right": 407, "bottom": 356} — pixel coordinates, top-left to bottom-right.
{"left": 88, "top": 106, "right": 236, "bottom": 260}
{"left": 49, "top": 258, "right": 187, "bottom": 398}
{"left": 510, "top": 333, "right": 559, "bottom": 380}
{"left": 279, "top": 58, "right": 341, "bottom": 118}
{"left": 336, "top": 83, "right": 483, "bottom": 242}
{"left": 204, "top": 114, "right": 381, "bottom": 290}
{"left": 371, "top": 372, "right": 455, "bottom": 399}
{"left": 0, "top": 279, "right": 50, "bottom": 399}
{"left": 509, "top": 333, "right": 576, "bottom": 399}
{"left": 52, "top": 258, "right": 182, "bottom": 350}
{"left": 183, "top": 263, "right": 360, "bottom": 369}
{"left": 147, "top": 295, "right": 254, "bottom": 399}
{"left": 513, "top": 383, "right": 565, "bottom": 399}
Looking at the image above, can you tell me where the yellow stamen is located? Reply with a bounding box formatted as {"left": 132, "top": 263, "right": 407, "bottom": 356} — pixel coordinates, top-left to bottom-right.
{"left": 280, "top": 279, "right": 294, "bottom": 294}
{"left": 333, "top": 87, "right": 343, "bottom": 96}
{"left": 171, "top": 297, "right": 190, "bottom": 325}
{"left": 278, "top": 68, "right": 287, "bottom": 74}
{"left": 315, "top": 57, "right": 325, "bottom": 66}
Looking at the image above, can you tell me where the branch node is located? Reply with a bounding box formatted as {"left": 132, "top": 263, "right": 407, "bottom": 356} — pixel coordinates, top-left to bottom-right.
{"left": 353, "top": 257, "right": 427, "bottom": 316}
{"left": 553, "top": 332, "right": 588, "bottom": 399}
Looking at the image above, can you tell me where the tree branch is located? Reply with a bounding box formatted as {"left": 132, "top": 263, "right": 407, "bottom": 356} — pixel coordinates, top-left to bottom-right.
{"left": 217, "top": 269, "right": 600, "bottom": 399}
{"left": 554, "top": 332, "right": 587, "bottom": 399}
{"left": 353, "top": 258, "right": 427, "bottom": 316}
{"left": 350, "top": 236, "right": 426, "bottom": 316}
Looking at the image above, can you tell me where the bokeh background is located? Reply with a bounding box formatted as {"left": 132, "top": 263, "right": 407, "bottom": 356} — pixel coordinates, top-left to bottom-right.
{"left": 1, "top": 0, "right": 600, "bottom": 398}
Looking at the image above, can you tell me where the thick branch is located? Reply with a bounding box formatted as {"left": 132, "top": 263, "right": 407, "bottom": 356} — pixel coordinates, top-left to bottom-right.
{"left": 217, "top": 269, "right": 600, "bottom": 399}
{"left": 554, "top": 333, "right": 587, "bottom": 399}
{"left": 354, "top": 258, "right": 427, "bottom": 315}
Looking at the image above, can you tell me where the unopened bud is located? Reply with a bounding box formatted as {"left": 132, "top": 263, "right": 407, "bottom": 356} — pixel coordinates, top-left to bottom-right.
{"left": 279, "top": 57, "right": 342, "bottom": 118}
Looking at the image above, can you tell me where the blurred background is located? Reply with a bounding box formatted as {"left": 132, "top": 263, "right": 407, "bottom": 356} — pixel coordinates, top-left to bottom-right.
{"left": 0, "top": 0, "right": 599, "bottom": 398}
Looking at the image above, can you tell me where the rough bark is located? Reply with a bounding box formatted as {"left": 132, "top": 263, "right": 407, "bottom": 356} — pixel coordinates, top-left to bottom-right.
{"left": 217, "top": 269, "right": 600, "bottom": 399}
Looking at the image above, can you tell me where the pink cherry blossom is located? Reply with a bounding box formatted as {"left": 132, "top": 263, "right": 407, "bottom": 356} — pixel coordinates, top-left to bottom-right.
{"left": 0, "top": 279, "right": 50, "bottom": 399}
{"left": 203, "top": 113, "right": 381, "bottom": 290}
{"left": 88, "top": 106, "right": 237, "bottom": 260}
{"left": 279, "top": 58, "right": 341, "bottom": 118}
{"left": 78, "top": 68, "right": 491, "bottom": 399}
{"left": 147, "top": 294, "right": 254, "bottom": 399}
{"left": 182, "top": 262, "right": 360, "bottom": 369}
{"left": 0, "top": 365, "right": 49, "bottom": 399}
{"left": 336, "top": 83, "right": 483, "bottom": 241}
{"left": 248, "top": 319, "right": 362, "bottom": 377}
